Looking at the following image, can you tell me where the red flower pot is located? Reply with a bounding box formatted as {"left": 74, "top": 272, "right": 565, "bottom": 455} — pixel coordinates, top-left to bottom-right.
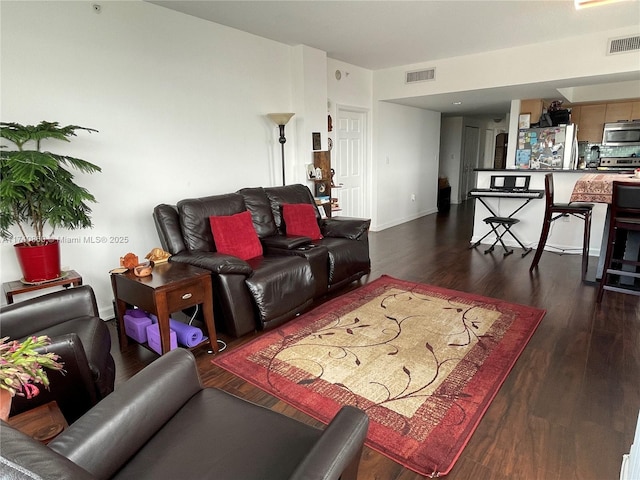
{"left": 14, "top": 240, "right": 61, "bottom": 282}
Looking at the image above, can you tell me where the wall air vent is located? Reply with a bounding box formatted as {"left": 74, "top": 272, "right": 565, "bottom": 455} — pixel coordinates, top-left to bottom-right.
{"left": 406, "top": 68, "right": 435, "bottom": 84}
{"left": 607, "top": 35, "right": 640, "bottom": 55}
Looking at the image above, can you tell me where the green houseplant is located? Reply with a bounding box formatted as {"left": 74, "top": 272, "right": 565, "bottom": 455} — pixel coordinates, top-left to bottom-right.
{"left": 0, "top": 121, "right": 100, "bottom": 282}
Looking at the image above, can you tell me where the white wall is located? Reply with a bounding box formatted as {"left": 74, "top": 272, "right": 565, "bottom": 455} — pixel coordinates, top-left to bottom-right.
{"left": 327, "top": 58, "right": 374, "bottom": 218}
{"left": 292, "top": 45, "right": 329, "bottom": 181}
{"left": 327, "top": 59, "right": 373, "bottom": 110}
{"left": 0, "top": 1, "right": 299, "bottom": 316}
{"left": 373, "top": 102, "right": 441, "bottom": 231}
{"left": 373, "top": 26, "right": 640, "bottom": 104}
{"left": 439, "top": 117, "right": 463, "bottom": 203}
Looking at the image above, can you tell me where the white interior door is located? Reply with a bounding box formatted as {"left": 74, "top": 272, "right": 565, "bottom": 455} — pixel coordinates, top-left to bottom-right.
{"left": 460, "top": 126, "right": 480, "bottom": 200}
{"left": 334, "top": 106, "right": 366, "bottom": 217}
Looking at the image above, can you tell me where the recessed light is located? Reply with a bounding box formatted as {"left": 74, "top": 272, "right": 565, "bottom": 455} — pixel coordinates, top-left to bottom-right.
{"left": 452, "top": 101, "right": 462, "bottom": 105}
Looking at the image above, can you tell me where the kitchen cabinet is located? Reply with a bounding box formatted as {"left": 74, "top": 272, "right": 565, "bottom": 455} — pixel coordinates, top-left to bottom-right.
{"left": 580, "top": 101, "right": 640, "bottom": 142}
{"left": 575, "top": 104, "right": 606, "bottom": 143}
{"left": 605, "top": 101, "right": 640, "bottom": 122}
{"left": 520, "top": 99, "right": 543, "bottom": 124}
{"left": 605, "top": 102, "right": 634, "bottom": 123}
{"left": 523, "top": 98, "right": 640, "bottom": 144}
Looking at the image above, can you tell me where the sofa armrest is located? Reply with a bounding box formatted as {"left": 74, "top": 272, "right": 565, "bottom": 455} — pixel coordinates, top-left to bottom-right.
{"left": 0, "top": 286, "right": 99, "bottom": 340}
{"left": 0, "top": 422, "right": 96, "bottom": 480}
{"left": 321, "top": 217, "right": 371, "bottom": 240}
{"left": 49, "top": 349, "right": 202, "bottom": 480}
{"left": 10, "top": 334, "right": 98, "bottom": 425}
{"left": 262, "top": 235, "right": 311, "bottom": 250}
{"left": 289, "top": 406, "right": 369, "bottom": 480}
{"left": 169, "top": 251, "right": 253, "bottom": 276}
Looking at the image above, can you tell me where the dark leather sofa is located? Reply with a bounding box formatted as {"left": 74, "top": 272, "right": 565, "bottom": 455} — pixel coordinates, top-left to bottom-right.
{"left": 0, "top": 348, "right": 370, "bottom": 480}
{"left": 0, "top": 286, "right": 115, "bottom": 424}
{"left": 153, "top": 184, "right": 371, "bottom": 337}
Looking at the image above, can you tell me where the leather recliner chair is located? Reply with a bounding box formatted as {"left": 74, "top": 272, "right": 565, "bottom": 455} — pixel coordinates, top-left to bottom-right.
{"left": 0, "top": 348, "right": 370, "bottom": 480}
{"left": 0, "top": 286, "right": 115, "bottom": 424}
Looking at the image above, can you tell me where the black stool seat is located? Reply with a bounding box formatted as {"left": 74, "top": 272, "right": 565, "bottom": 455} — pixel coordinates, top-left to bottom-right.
{"left": 551, "top": 202, "right": 595, "bottom": 211}
{"left": 530, "top": 174, "right": 594, "bottom": 280}
{"left": 481, "top": 216, "right": 530, "bottom": 257}
{"left": 484, "top": 216, "right": 519, "bottom": 225}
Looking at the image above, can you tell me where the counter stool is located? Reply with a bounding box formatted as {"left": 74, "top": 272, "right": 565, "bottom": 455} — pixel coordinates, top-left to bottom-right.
{"left": 597, "top": 181, "right": 640, "bottom": 302}
{"left": 482, "top": 216, "right": 531, "bottom": 257}
{"left": 530, "top": 173, "right": 594, "bottom": 280}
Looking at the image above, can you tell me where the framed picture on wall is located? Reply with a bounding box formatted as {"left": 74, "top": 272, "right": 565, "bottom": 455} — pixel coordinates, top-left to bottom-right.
{"left": 518, "top": 114, "right": 531, "bottom": 129}
{"left": 312, "top": 132, "right": 321, "bottom": 151}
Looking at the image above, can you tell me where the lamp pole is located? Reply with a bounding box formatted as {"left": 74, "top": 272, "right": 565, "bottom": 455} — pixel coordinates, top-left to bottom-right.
{"left": 267, "top": 113, "right": 295, "bottom": 186}
{"left": 277, "top": 124, "right": 287, "bottom": 185}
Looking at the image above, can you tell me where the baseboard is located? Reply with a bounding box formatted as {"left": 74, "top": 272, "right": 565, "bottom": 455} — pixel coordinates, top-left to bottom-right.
{"left": 371, "top": 208, "right": 437, "bottom": 232}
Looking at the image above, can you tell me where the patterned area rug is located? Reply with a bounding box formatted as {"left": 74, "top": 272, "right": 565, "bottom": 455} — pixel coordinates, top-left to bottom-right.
{"left": 212, "top": 275, "right": 545, "bottom": 477}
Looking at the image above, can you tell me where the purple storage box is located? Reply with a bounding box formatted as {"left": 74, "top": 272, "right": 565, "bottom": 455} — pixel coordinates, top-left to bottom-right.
{"left": 125, "top": 308, "right": 149, "bottom": 319}
{"left": 146, "top": 324, "right": 177, "bottom": 355}
{"left": 124, "top": 314, "right": 152, "bottom": 344}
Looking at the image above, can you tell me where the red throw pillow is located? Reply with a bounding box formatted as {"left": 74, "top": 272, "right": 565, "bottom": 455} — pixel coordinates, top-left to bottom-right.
{"left": 209, "top": 211, "right": 263, "bottom": 260}
{"left": 282, "top": 203, "right": 323, "bottom": 240}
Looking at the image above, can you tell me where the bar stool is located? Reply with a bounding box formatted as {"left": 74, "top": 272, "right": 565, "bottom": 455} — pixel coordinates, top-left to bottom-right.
{"left": 596, "top": 181, "right": 640, "bottom": 302}
{"left": 529, "top": 173, "right": 594, "bottom": 280}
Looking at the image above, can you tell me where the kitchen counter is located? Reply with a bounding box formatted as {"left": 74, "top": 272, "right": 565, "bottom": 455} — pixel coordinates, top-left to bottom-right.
{"left": 470, "top": 171, "right": 610, "bottom": 258}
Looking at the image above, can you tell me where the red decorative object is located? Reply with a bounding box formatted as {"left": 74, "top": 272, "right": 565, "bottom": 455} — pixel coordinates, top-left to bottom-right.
{"left": 209, "top": 211, "right": 263, "bottom": 260}
{"left": 14, "top": 240, "right": 60, "bottom": 283}
{"left": 213, "top": 275, "right": 545, "bottom": 477}
{"left": 282, "top": 204, "right": 323, "bottom": 240}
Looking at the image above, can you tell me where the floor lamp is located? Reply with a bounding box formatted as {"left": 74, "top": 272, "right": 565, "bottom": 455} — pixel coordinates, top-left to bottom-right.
{"left": 267, "top": 113, "right": 295, "bottom": 185}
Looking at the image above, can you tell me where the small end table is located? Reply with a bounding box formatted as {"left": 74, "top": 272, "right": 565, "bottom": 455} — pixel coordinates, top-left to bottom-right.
{"left": 111, "top": 262, "right": 219, "bottom": 355}
{"left": 8, "top": 401, "right": 68, "bottom": 444}
{"left": 2, "top": 270, "right": 83, "bottom": 304}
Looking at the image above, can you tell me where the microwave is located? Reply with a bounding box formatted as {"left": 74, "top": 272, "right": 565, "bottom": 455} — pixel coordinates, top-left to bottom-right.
{"left": 602, "top": 122, "right": 640, "bottom": 146}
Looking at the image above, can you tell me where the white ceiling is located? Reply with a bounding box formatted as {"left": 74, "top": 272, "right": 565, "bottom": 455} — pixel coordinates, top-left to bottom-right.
{"left": 149, "top": 0, "right": 640, "bottom": 116}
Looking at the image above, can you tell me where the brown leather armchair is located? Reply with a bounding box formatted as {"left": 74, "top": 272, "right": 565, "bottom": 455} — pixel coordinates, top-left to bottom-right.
{"left": 0, "top": 348, "right": 369, "bottom": 480}
{"left": 0, "top": 286, "right": 115, "bottom": 424}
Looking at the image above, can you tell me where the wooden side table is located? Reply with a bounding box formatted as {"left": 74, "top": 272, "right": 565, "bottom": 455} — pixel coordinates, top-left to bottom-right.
{"left": 2, "top": 270, "right": 83, "bottom": 304}
{"left": 8, "top": 401, "right": 68, "bottom": 444}
{"left": 111, "top": 262, "right": 218, "bottom": 355}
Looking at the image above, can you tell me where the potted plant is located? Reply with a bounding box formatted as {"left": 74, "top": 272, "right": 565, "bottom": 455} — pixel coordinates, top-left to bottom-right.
{"left": 0, "top": 335, "right": 64, "bottom": 421}
{"left": 0, "top": 121, "right": 100, "bottom": 282}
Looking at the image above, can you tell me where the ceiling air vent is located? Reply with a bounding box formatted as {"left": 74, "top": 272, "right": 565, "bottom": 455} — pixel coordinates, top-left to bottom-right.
{"left": 406, "top": 68, "right": 435, "bottom": 84}
{"left": 607, "top": 35, "right": 640, "bottom": 55}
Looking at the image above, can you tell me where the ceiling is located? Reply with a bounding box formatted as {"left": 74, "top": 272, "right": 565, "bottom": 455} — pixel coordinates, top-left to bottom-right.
{"left": 149, "top": 0, "right": 640, "bottom": 117}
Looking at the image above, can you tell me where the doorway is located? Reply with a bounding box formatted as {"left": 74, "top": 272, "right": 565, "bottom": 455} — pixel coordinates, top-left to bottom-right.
{"left": 334, "top": 105, "right": 368, "bottom": 217}
{"left": 460, "top": 126, "right": 480, "bottom": 201}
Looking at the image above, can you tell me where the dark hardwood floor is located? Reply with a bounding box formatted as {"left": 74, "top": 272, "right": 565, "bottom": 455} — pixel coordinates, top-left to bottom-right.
{"left": 108, "top": 201, "right": 640, "bottom": 479}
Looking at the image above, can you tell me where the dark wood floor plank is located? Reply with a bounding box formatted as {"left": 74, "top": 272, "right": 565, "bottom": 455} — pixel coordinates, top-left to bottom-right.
{"left": 108, "top": 201, "right": 640, "bottom": 480}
